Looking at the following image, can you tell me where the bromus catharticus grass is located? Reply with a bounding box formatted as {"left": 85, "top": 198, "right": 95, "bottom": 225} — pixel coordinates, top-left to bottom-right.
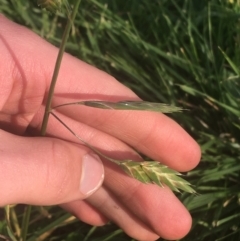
{"left": 37, "top": 0, "right": 196, "bottom": 196}
{"left": 51, "top": 100, "right": 196, "bottom": 194}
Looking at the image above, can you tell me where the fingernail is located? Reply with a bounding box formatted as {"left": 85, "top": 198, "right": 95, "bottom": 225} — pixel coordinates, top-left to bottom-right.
{"left": 80, "top": 153, "right": 104, "bottom": 197}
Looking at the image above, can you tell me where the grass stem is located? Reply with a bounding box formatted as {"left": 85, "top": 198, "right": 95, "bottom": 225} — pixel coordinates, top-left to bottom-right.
{"left": 21, "top": 205, "right": 32, "bottom": 241}
{"left": 50, "top": 111, "right": 119, "bottom": 165}
{"left": 24, "top": 1, "right": 82, "bottom": 240}
{"left": 40, "top": 0, "right": 82, "bottom": 136}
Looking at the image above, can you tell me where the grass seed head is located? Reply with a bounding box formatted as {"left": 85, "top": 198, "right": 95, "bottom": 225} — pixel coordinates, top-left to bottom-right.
{"left": 37, "top": 0, "right": 64, "bottom": 12}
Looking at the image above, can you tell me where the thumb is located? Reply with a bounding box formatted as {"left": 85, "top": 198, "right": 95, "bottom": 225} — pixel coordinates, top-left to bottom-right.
{"left": 0, "top": 129, "right": 104, "bottom": 206}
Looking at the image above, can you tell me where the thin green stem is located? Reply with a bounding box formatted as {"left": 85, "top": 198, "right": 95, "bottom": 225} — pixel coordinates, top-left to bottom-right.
{"left": 21, "top": 205, "right": 32, "bottom": 241}
{"left": 40, "top": 0, "right": 82, "bottom": 136}
{"left": 50, "top": 111, "right": 119, "bottom": 165}
{"left": 4, "top": 206, "right": 18, "bottom": 241}
{"left": 23, "top": 1, "right": 82, "bottom": 240}
{"left": 27, "top": 213, "right": 72, "bottom": 241}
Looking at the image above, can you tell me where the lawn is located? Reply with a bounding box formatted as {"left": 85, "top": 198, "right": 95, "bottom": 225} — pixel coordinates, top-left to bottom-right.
{"left": 0, "top": 0, "right": 240, "bottom": 240}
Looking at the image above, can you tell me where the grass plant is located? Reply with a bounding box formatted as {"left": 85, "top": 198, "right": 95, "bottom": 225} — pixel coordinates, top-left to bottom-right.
{"left": 0, "top": 0, "right": 240, "bottom": 240}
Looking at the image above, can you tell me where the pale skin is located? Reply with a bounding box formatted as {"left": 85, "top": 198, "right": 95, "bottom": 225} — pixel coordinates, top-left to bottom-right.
{"left": 0, "top": 15, "right": 201, "bottom": 241}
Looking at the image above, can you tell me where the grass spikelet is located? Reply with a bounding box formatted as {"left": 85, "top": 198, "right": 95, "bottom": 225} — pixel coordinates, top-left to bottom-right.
{"left": 37, "top": 0, "right": 68, "bottom": 12}
{"left": 120, "top": 161, "right": 152, "bottom": 184}
{"left": 53, "top": 100, "right": 184, "bottom": 113}
{"left": 120, "top": 161, "right": 196, "bottom": 194}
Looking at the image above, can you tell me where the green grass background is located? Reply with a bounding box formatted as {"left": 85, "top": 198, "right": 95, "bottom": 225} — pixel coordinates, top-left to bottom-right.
{"left": 0, "top": 0, "right": 240, "bottom": 240}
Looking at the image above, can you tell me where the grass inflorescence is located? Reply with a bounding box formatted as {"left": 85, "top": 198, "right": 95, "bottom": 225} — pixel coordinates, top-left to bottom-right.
{"left": 52, "top": 99, "right": 194, "bottom": 194}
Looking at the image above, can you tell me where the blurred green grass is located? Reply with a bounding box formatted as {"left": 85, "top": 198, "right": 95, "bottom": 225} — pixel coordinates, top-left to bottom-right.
{"left": 0, "top": 0, "right": 240, "bottom": 240}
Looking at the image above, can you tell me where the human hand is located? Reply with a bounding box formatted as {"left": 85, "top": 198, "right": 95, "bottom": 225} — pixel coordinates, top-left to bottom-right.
{"left": 0, "top": 16, "right": 201, "bottom": 241}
